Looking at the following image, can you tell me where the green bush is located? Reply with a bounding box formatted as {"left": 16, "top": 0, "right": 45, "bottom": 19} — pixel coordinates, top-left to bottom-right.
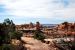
{"left": 8, "top": 31, "right": 22, "bottom": 40}
{"left": 33, "top": 30, "right": 45, "bottom": 41}
{"left": 0, "top": 18, "right": 23, "bottom": 45}
{"left": 0, "top": 44, "right": 14, "bottom": 50}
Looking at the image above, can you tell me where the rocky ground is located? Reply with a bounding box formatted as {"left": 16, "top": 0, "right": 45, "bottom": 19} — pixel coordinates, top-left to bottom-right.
{"left": 21, "top": 37, "right": 59, "bottom": 50}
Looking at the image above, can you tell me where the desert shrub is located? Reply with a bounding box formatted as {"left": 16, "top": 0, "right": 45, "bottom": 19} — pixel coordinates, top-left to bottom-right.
{"left": 0, "top": 44, "right": 15, "bottom": 50}
{"left": 33, "top": 30, "right": 45, "bottom": 41}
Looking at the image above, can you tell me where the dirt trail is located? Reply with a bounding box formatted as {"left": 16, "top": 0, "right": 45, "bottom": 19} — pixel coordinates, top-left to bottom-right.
{"left": 21, "top": 37, "right": 50, "bottom": 50}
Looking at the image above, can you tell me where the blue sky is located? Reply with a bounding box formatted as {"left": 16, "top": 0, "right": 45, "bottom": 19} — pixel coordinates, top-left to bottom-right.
{"left": 0, "top": 0, "right": 75, "bottom": 24}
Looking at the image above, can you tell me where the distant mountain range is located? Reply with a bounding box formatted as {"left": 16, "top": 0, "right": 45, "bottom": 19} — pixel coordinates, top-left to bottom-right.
{"left": 42, "top": 24, "right": 58, "bottom": 28}
{"left": 42, "top": 24, "right": 58, "bottom": 26}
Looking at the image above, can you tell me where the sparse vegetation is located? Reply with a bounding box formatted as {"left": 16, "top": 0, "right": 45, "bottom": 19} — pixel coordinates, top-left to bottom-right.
{"left": 0, "top": 18, "right": 23, "bottom": 50}
{"left": 0, "top": 44, "right": 14, "bottom": 50}
{"left": 33, "top": 30, "right": 45, "bottom": 41}
{"left": 0, "top": 18, "right": 75, "bottom": 50}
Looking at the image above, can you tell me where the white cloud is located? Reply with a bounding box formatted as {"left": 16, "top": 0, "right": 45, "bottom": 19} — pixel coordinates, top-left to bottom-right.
{"left": 0, "top": 0, "right": 75, "bottom": 19}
